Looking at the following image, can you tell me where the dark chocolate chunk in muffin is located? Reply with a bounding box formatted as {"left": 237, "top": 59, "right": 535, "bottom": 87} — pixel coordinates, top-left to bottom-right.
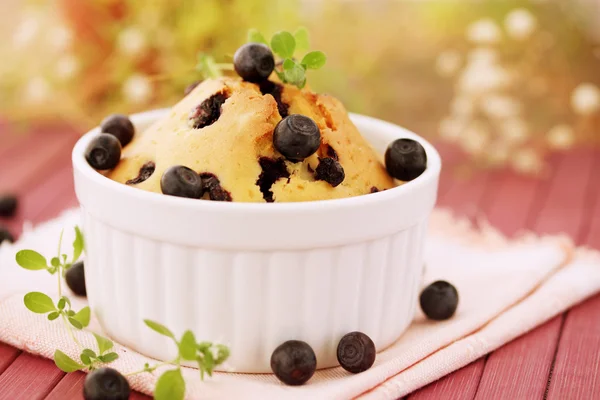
{"left": 126, "top": 162, "right": 156, "bottom": 185}
{"left": 370, "top": 187, "right": 379, "bottom": 193}
{"left": 315, "top": 157, "right": 345, "bottom": 187}
{"left": 199, "top": 172, "right": 233, "bottom": 201}
{"left": 256, "top": 157, "right": 290, "bottom": 202}
{"left": 189, "top": 91, "right": 229, "bottom": 129}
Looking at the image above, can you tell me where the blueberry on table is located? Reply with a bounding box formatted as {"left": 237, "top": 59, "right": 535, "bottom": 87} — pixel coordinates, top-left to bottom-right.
{"left": 66, "top": 261, "right": 86, "bottom": 297}
{"left": 233, "top": 43, "right": 275, "bottom": 83}
{"left": 315, "top": 157, "right": 345, "bottom": 187}
{"left": 420, "top": 280, "right": 459, "bottom": 321}
{"left": 270, "top": 340, "right": 317, "bottom": 386}
{"left": 160, "top": 166, "right": 204, "bottom": 199}
{"left": 0, "top": 194, "right": 18, "bottom": 217}
{"left": 385, "top": 138, "right": 427, "bottom": 181}
{"left": 273, "top": 115, "right": 321, "bottom": 162}
{"left": 0, "top": 226, "right": 14, "bottom": 244}
{"left": 83, "top": 367, "right": 130, "bottom": 400}
{"left": 337, "top": 331, "right": 376, "bottom": 373}
{"left": 85, "top": 134, "right": 122, "bottom": 171}
{"left": 100, "top": 114, "right": 135, "bottom": 147}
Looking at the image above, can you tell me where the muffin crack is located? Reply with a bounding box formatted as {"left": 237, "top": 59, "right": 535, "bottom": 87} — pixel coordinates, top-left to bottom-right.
{"left": 256, "top": 157, "right": 290, "bottom": 202}
{"left": 126, "top": 161, "right": 156, "bottom": 185}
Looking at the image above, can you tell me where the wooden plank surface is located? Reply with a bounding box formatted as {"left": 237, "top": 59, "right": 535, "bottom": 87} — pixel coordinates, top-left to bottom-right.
{"left": 0, "top": 353, "right": 65, "bottom": 400}
{"left": 0, "top": 342, "right": 20, "bottom": 375}
{"left": 407, "top": 360, "right": 486, "bottom": 400}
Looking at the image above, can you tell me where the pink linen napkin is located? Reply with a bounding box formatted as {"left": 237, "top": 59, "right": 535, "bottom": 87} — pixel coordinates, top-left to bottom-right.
{"left": 1, "top": 208, "right": 599, "bottom": 399}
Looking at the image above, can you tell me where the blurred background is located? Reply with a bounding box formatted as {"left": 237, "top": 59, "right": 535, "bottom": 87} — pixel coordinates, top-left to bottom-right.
{"left": 0, "top": 0, "right": 599, "bottom": 177}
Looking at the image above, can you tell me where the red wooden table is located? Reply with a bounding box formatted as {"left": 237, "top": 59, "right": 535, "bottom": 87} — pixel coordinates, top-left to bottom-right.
{"left": 0, "top": 123, "right": 599, "bottom": 400}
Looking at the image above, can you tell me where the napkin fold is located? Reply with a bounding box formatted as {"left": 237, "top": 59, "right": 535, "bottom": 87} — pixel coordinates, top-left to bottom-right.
{"left": 1, "top": 208, "right": 599, "bottom": 400}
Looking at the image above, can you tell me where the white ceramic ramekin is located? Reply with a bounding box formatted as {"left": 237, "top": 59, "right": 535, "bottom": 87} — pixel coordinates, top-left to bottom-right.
{"left": 72, "top": 109, "right": 440, "bottom": 373}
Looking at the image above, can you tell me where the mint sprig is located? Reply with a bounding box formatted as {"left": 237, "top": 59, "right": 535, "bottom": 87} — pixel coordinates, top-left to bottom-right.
{"left": 251, "top": 27, "right": 327, "bottom": 89}
{"left": 15, "top": 227, "right": 230, "bottom": 400}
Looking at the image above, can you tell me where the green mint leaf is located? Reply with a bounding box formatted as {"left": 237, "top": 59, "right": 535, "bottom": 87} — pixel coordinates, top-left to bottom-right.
{"left": 80, "top": 354, "right": 91, "bottom": 366}
{"left": 199, "top": 348, "right": 215, "bottom": 377}
{"left": 16, "top": 250, "right": 48, "bottom": 270}
{"left": 215, "top": 344, "right": 230, "bottom": 365}
{"left": 72, "top": 306, "right": 91, "bottom": 328}
{"left": 247, "top": 28, "right": 267, "bottom": 45}
{"left": 68, "top": 317, "right": 83, "bottom": 330}
{"left": 72, "top": 226, "right": 84, "bottom": 263}
{"left": 144, "top": 319, "right": 175, "bottom": 340}
{"left": 283, "top": 61, "right": 306, "bottom": 87}
{"left": 154, "top": 368, "right": 185, "bottom": 400}
{"left": 67, "top": 310, "right": 76, "bottom": 317}
{"left": 47, "top": 311, "right": 60, "bottom": 321}
{"left": 57, "top": 298, "right": 66, "bottom": 311}
{"left": 274, "top": 69, "right": 285, "bottom": 82}
{"left": 271, "top": 31, "right": 296, "bottom": 59}
{"left": 51, "top": 257, "right": 60, "bottom": 267}
{"left": 24, "top": 292, "right": 56, "bottom": 313}
{"left": 178, "top": 330, "right": 197, "bottom": 361}
{"left": 82, "top": 349, "right": 97, "bottom": 358}
{"left": 301, "top": 51, "right": 327, "bottom": 70}
{"left": 93, "top": 333, "right": 114, "bottom": 355}
{"left": 196, "top": 53, "right": 222, "bottom": 79}
{"left": 54, "top": 350, "right": 85, "bottom": 372}
{"left": 294, "top": 27, "right": 310, "bottom": 52}
{"left": 99, "top": 352, "right": 119, "bottom": 363}
{"left": 62, "top": 296, "right": 71, "bottom": 309}
{"left": 197, "top": 342, "right": 211, "bottom": 352}
{"left": 62, "top": 254, "right": 68, "bottom": 263}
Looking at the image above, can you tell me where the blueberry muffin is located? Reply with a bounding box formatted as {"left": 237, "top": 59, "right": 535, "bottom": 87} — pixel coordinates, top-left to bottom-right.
{"left": 107, "top": 77, "right": 395, "bottom": 202}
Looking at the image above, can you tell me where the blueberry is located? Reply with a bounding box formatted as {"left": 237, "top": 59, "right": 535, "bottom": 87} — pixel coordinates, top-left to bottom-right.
{"left": 66, "top": 261, "right": 86, "bottom": 297}
{"left": 160, "top": 166, "right": 204, "bottom": 198}
{"left": 315, "top": 157, "right": 345, "bottom": 187}
{"left": 100, "top": 114, "right": 135, "bottom": 147}
{"left": 273, "top": 115, "right": 321, "bottom": 162}
{"left": 0, "top": 194, "right": 18, "bottom": 217}
{"left": 419, "top": 280, "right": 459, "bottom": 321}
{"left": 270, "top": 340, "right": 317, "bottom": 386}
{"left": 85, "top": 134, "right": 122, "bottom": 170}
{"left": 385, "top": 138, "right": 427, "bottom": 181}
{"left": 0, "top": 226, "right": 14, "bottom": 245}
{"left": 233, "top": 43, "right": 275, "bottom": 83}
{"left": 83, "top": 367, "right": 130, "bottom": 400}
{"left": 337, "top": 331, "right": 376, "bottom": 373}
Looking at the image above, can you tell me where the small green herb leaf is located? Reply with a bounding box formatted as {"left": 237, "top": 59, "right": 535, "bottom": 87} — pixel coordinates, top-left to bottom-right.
{"left": 82, "top": 349, "right": 97, "bottom": 358}
{"left": 57, "top": 298, "right": 66, "bottom": 311}
{"left": 24, "top": 292, "right": 56, "bottom": 313}
{"left": 283, "top": 61, "right": 306, "bottom": 87}
{"left": 271, "top": 31, "right": 296, "bottom": 59}
{"left": 247, "top": 28, "right": 267, "bottom": 45}
{"left": 197, "top": 341, "right": 211, "bottom": 352}
{"left": 178, "top": 330, "right": 197, "bottom": 361}
{"left": 301, "top": 51, "right": 327, "bottom": 70}
{"left": 93, "top": 333, "right": 114, "bottom": 355}
{"left": 67, "top": 310, "right": 76, "bottom": 317}
{"left": 72, "top": 306, "right": 91, "bottom": 328}
{"left": 80, "top": 354, "right": 91, "bottom": 366}
{"left": 199, "top": 348, "right": 215, "bottom": 377}
{"left": 16, "top": 250, "right": 48, "bottom": 270}
{"left": 68, "top": 317, "right": 83, "bottom": 330}
{"left": 144, "top": 319, "right": 175, "bottom": 340}
{"left": 99, "top": 352, "right": 119, "bottom": 363}
{"left": 196, "top": 53, "right": 222, "bottom": 79}
{"left": 51, "top": 257, "right": 60, "bottom": 267}
{"left": 154, "top": 368, "right": 185, "bottom": 400}
{"left": 72, "top": 226, "right": 84, "bottom": 263}
{"left": 47, "top": 311, "right": 60, "bottom": 321}
{"left": 54, "top": 350, "right": 84, "bottom": 372}
{"left": 294, "top": 27, "right": 310, "bottom": 52}
{"left": 215, "top": 344, "right": 230, "bottom": 365}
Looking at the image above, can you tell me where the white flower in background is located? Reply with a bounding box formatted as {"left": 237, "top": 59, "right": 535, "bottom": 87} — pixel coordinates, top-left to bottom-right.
{"left": 123, "top": 74, "right": 152, "bottom": 104}
{"left": 467, "top": 47, "right": 498, "bottom": 66}
{"left": 55, "top": 55, "right": 80, "bottom": 80}
{"left": 481, "top": 95, "right": 521, "bottom": 119}
{"left": 461, "top": 124, "right": 490, "bottom": 155}
{"left": 458, "top": 62, "right": 512, "bottom": 94}
{"left": 571, "top": 83, "right": 600, "bottom": 115}
{"left": 546, "top": 125, "right": 575, "bottom": 150}
{"left": 451, "top": 96, "right": 475, "bottom": 117}
{"left": 439, "top": 118, "right": 464, "bottom": 142}
{"left": 505, "top": 9, "right": 537, "bottom": 40}
{"left": 24, "top": 77, "right": 50, "bottom": 103}
{"left": 12, "top": 14, "right": 41, "bottom": 48}
{"left": 117, "top": 27, "right": 148, "bottom": 56}
{"left": 500, "top": 118, "right": 529, "bottom": 144}
{"left": 48, "top": 25, "right": 73, "bottom": 52}
{"left": 435, "top": 50, "right": 462, "bottom": 77}
{"left": 466, "top": 18, "right": 501, "bottom": 44}
{"left": 511, "top": 148, "right": 542, "bottom": 174}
